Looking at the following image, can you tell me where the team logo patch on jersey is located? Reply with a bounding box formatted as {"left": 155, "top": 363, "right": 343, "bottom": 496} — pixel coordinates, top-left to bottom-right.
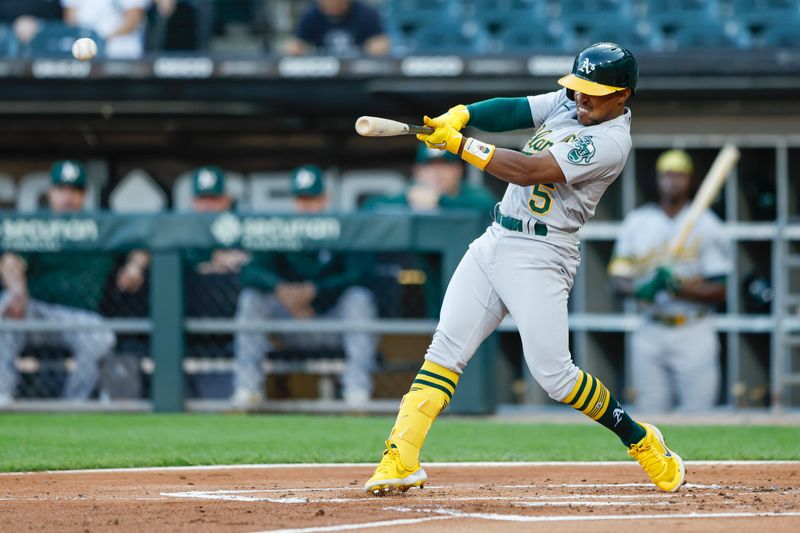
{"left": 567, "top": 136, "right": 596, "bottom": 164}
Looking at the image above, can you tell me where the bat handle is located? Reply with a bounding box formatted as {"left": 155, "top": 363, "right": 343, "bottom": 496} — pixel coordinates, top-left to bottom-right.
{"left": 407, "top": 125, "right": 434, "bottom": 135}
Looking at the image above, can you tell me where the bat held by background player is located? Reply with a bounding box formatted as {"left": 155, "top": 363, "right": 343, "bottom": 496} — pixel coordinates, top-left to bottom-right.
{"left": 355, "top": 116, "right": 434, "bottom": 137}
{"left": 665, "top": 143, "right": 740, "bottom": 262}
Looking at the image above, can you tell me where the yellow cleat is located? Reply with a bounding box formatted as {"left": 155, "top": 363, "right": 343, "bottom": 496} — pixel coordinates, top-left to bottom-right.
{"left": 364, "top": 441, "right": 427, "bottom": 496}
{"left": 628, "top": 422, "right": 686, "bottom": 492}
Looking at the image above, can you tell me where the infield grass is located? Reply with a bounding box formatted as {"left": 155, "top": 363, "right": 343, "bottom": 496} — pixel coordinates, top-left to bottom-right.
{"left": 1, "top": 413, "right": 798, "bottom": 472}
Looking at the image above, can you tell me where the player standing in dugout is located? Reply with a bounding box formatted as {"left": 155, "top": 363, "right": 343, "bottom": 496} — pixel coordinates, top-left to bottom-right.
{"left": 364, "top": 42, "right": 686, "bottom": 495}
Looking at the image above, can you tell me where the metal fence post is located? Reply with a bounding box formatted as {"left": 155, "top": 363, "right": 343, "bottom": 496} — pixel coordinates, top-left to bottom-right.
{"left": 150, "top": 251, "right": 184, "bottom": 412}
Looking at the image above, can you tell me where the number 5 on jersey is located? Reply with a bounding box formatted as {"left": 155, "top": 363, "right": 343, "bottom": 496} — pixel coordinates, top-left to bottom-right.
{"left": 528, "top": 184, "right": 555, "bottom": 215}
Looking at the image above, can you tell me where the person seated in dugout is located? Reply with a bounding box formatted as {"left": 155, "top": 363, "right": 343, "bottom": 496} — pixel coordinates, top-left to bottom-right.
{"left": 231, "top": 165, "right": 378, "bottom": 408}
{"left": 184, "top": 165, "right": 250, "bottom": 319}
{"left": 365, "top": 145, "right": 497, "bottom": 214}
{"left": 364, "top": 145, "right": 497, "bottom": 318}
{"left": 285, "top": 0, "right": 390, "bottom": 56}
{"left": 0, "top": 161, "right": 142, "bottom": 403}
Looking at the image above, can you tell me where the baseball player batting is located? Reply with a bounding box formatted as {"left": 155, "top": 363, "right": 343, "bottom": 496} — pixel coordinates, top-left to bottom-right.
{"left": 365, "top": 42, "right": 686, "bottom": 495}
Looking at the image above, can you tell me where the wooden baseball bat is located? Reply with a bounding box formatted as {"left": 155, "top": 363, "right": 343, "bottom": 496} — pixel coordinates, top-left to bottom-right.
{"left": 355, "top": 116, "right": 434, "bottom": 137}
{"left": 665, "top": 143, "right": 740, "bottom": 262}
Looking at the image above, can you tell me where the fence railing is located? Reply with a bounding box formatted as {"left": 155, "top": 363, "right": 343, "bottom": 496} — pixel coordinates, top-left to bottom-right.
{"left": 0, "top": 211, "right": 494, "bottom": 413}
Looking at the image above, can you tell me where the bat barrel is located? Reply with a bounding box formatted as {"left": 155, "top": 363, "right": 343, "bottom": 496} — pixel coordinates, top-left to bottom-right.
{"left": 356, "top": 116, "right": 434, "bottom": 137}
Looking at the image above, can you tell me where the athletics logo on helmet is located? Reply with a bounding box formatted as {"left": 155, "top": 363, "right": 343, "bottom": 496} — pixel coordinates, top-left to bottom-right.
{"left": 559, "top": 42, "right": 638, "bottom": 100}
{"left": 577, "top": 58, "right": 595, "bottom": 75}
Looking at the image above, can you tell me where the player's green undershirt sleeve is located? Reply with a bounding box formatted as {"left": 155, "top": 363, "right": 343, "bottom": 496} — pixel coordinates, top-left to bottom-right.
{"left": 239, "top": 255, "right": 282, "bottom": 291}
{"left": 466, "top": 97, "right": 534, "bottom": 132}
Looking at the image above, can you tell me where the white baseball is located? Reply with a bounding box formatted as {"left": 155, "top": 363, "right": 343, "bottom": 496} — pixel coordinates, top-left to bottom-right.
{"left": 72, "top": 38, "right": 97, "bottom": 61}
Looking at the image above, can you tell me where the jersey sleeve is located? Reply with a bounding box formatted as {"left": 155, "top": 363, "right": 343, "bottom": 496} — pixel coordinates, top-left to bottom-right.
{"left": 294, "top": 7, "right": 319, "bottom": 44}
{"left": 359, "top": 5, "right": 386, "bottom": 40}
{"left": 608, "top": 212, "right": 640, "bottom": 278}
{"left": 699, "top": 214, "right": 732, "bottom": 279}
{"left": 120, "top": 0, "right": 150, "bottom": 9}
{"left": 526, "top": 90, "right": 564, "bottom": 129}
{"left": 547, "top": 132, "right": 627, "bottom": 185}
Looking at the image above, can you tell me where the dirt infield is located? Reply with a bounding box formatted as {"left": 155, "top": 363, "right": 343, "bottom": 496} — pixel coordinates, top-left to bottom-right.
{"left": 1, "top": 462, "right": 799, "bottom": 532}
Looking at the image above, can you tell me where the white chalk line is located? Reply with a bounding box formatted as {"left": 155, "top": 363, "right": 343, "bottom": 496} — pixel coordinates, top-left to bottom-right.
{"left": 504, "top": 482, "right": 731, "bottom": 490}
{"left": 160, "top": 491, "right": 687, "bottom": 506}
{"left": 3, "top": 460, "right": 798, "bottom": 476}
{"left": 252, "top": 515, "right": 454, "bottom": 533}
{"left": 160, "top": 481, "right": 791, "bottom": 505}
{"left": 511, "top": 501, "right": 674, "bottom": 507}
{"left": 387, "top": 506, "right": 800, "bottom": 523}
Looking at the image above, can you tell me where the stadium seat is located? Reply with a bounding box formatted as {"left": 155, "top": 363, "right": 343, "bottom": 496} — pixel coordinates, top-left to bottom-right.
{"left": 570, "top": 21, "right": 661, "bottom": 53}
{"left": 491, "top": 17, "right": 573, "bottom": 53}
{"left": 385, "top": 0, "right": 462, "bottom": 17}
{"left": 17, "top": 171, "right": 99, "bottom": 212}
{"left": 383, "top": 0, "right": 463, "bottom": 53}
{"left": 468, "top": 0, "right": 544, "bottom": 21}
{"left": 25, "top": 23, "right": 104, "bottom": 58}
{"left": 173, "top": 170, "right": 248, "bottom": 211}
{"left": 0, "top": 173, "right": 15, "bottom": 209}
{"left": 468, "top": 5, "right": 553, "bottom": 46}
{"left": 404, "top": 19, "right": 492, "bottom": 54}
{"left": 749, "top": 20, "right": 800, "bottom": 49}
{"left": 109, "top": 170, "right": 168, "bottom": 213}
{"left": 553, "top": 0, "right": 634, "bottom": 21}
{"left": 642, "top": 0, "right": 721, "bottom": 28}
{"left": 730, "top": 0, "right": 800, "bottom": 18}
{"left": 339, "top": 170, "right": 407, "bottom": 211}
{"left": 0, "top": 24, "right": 19, "bottom": 58}
{"left": 737, "top": 10, "right": 800, "bottom": 49}
{"left": 661, "top": 19, "right": 746, "bottom": 50}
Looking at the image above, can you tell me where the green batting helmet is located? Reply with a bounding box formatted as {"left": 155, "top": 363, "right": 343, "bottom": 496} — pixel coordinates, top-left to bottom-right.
{"left": 558, "top": 42, "right": 638, "bottom": 99}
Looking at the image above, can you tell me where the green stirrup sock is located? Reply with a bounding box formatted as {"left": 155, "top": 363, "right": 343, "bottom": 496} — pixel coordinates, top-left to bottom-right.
{"left": 562, "top": 370, "right": 646, "bottom": 447}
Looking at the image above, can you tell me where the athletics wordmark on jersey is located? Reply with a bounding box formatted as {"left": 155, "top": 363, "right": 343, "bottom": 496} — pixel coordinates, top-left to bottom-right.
{"left": 523, "top": 124, "right": 578, "bottom": 155}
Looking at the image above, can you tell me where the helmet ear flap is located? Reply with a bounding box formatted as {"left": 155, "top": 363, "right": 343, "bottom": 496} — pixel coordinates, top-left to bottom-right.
{"left": 566, "top": 89, "right": 575, "bottom": 101}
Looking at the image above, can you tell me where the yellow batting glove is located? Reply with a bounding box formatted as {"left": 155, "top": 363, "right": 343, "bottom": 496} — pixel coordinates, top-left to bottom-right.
{"left": 417, "top": 116, "right": 463, "bottom": 154}
{"left": 427, "top": 104, "right": 470, "bottom": 132}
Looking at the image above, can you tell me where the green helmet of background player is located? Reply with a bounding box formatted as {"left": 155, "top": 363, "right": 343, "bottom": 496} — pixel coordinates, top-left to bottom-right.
{"left": 558, "top": 42, "right": 638, "bottom": 100}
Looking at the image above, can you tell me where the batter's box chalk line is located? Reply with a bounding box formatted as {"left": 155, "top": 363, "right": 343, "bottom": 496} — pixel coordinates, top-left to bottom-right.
{"left": 385, "top": 506, "right": 800, "bottom": 524}
{"left": 258, "top": 510, "right": 800, "bottom": 533}
{"left": 160, "top": 480, "right": 773, "bottom": 503}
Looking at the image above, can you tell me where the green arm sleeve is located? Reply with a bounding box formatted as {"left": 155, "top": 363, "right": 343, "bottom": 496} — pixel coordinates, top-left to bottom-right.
{"left": 315, "top": 254, "right": 369, "bottom": 292}
{"left": 466, "top": 97, "right": 534, "bottom": 132}
{"left": 239, "top": 254, "right": 282, "bottom": 292}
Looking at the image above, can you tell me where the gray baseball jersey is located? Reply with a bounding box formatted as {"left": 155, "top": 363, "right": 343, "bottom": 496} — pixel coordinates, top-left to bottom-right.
{"left": 609, "top": 204, "right": 731, "bottom": 411}
{"left": 609, "top": 204, "right": 732, "bottom": 316}
{"left": 498, "top": 89, "right": 632, "bottom": 235}
{"left": 424, "top": 90, "right": 632, "bottom": 405}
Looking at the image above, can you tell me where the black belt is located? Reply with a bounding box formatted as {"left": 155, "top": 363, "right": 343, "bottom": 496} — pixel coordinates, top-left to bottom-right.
{"left": 493, "top": 204, "right": 548, "bottom": 237}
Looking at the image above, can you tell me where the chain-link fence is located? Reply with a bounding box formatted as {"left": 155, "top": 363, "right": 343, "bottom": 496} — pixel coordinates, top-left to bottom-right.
{"left": 0, "top": 249, "right": 442, "bottom": 408}
{"left": 0, "top": 251, "right": 150, "bottom": 404}
{"left": 181, "top": 250, "right": 440, "bottom": 408}
{"left": 0, "top": 212, "right": 491, "bottom": 411}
